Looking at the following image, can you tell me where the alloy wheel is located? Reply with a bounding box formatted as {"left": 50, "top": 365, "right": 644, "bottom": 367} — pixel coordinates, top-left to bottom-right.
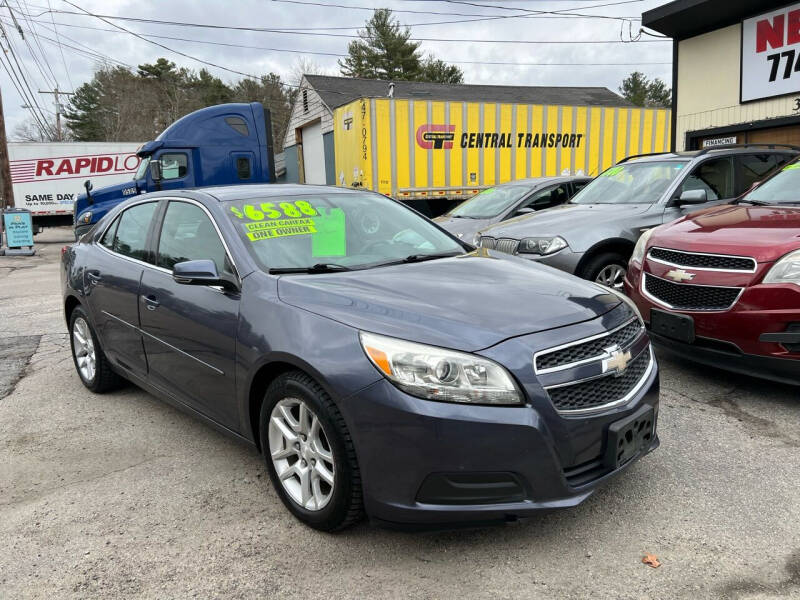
{"left": 268, "top": 398, "right": 335, "bottom": 511}
{"left": 595, "top": 264, "right": 626, "bottom": 290}
{"left": 72, "top": 317, "right": 96, "bottom": 382}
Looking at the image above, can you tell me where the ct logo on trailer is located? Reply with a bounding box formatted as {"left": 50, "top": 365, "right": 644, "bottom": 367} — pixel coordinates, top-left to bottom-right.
{"left": 416, "top": 124, "right": 455, "bottom": 149}
{"left": 665, "top": 268, "right": 696, "bottom": 283}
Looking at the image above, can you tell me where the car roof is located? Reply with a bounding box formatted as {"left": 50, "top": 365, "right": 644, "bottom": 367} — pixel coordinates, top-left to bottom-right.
{"left": 161, "top": 184, "right": 372, "bottom": 203}
{"left": 495, "top": 175, "right": 591, "bottom": 187}
{"left": 622, "top": 146, "right": 800, "bottom": 164}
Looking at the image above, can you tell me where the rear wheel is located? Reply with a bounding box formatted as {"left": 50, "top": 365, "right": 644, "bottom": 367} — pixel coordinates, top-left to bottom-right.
{"left": 580, "top": 252, "right": 628, "bottom": 291}
{"left": 69, "top": 306, "right": 122, "bottom": 393}
{"left": 260, "top": 371, "right": 363, "bottom": 531}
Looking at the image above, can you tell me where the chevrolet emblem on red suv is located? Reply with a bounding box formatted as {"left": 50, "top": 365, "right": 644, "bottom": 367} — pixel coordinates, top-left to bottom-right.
{"left": 665, "top": 268, "right": 695, "bottom": 282}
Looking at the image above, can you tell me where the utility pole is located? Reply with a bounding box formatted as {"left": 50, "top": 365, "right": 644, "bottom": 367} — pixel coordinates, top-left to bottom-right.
{"left": 38, "top": 86, "right": 73, "bottom": 142}
{"left": 0, "top": 86, "right": 14, "bottom": 209}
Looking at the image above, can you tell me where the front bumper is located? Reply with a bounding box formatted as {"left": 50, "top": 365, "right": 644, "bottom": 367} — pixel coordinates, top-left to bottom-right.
{"left": 341, "top": 362, "right": 659, "bottom": 526}
{"left": 519, "top": 247, "right": 585, "bottom": 275}
{"left": 625, "top": 260, "right": 800, "bottom": 385}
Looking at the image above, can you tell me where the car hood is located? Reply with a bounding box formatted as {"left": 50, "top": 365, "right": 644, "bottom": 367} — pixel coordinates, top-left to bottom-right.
{"left": 276, "top": 250, "right": 621, "bottom": 352}
{"left": 433, "top": 215, "right": 494, "bottom": 240}
{"left": 651, "top": 204, "right": 800, "bottom": 263}
{"left": 75, "top": 180, "right": 141, "bottom": 225}
{"left": 479, "top": 203, "right": 651, "bottom": 240}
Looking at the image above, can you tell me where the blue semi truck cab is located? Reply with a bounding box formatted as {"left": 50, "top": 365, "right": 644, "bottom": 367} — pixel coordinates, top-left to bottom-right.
{"left": 73, "top": 102, "right": 276, "bottom": 238}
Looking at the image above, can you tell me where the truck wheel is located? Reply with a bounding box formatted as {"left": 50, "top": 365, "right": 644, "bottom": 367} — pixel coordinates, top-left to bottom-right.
{"left": 69, "top": 306, "right": 122, "bottom": 393}
{"left": 580, "top": 252, "right": 628, "bottom": 290}
{"left": 260, "top": 371, "right": 363, "bottom": 532}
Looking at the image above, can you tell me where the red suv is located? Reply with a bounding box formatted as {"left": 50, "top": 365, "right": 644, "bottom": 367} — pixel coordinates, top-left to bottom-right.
{"left": 625, "top": 160, "right": 800, "bottom": 385}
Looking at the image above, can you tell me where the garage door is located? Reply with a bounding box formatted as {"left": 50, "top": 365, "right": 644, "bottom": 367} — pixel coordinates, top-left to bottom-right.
{"left": 301, "top": 121, "right": 326, "bottom": 184}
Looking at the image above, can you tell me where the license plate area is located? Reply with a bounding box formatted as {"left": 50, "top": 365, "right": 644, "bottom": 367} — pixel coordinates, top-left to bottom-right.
{"left": 603, "top": 405, "right": 655, "bottom": 469}
{"left": 650, "top": 308, "right": 695, "bottom": 344}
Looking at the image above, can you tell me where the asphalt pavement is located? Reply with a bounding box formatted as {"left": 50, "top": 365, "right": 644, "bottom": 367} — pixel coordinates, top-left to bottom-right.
{"left": 1, "top": 229, "right": 799, "bottom": 599}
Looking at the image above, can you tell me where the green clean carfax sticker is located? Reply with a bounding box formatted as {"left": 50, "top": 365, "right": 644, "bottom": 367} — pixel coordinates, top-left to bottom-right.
{"left": 245, "top": 218, "right": 317, "bottom": 241}
{"left": 602, "top": 166, "right": 624, "bottom": 177}
{"left": 783, "top": 163, "right": 800, "bottom": 171}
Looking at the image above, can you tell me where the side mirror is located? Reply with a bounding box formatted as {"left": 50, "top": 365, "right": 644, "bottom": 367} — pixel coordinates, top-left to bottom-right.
{"left": 172, "top": 260, "right": 238, "bottom": 291}
{"left": 676, "top": 189, "right": 708, "bottom": 205}
{"left": 84, "top": 179, "right": 94, "bottom": 205}
{"left": 149, "top": 160, "right": 162, "bottom": 182}
{"left": 515, "top": 207, "right": 536, "bottom": 216}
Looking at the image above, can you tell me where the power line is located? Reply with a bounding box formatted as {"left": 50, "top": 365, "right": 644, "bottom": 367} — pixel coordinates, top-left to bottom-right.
{"left": 10, "top": 16, "right": 671, "bottom": 67}
{"left": 30, "top": 7, "right": 667, "bottom": 43}
{"left": 14, "top": 0, "right": 59, "bottom": 87}
{"left": 46, "top": 0, "right": 73, "bottom": 89}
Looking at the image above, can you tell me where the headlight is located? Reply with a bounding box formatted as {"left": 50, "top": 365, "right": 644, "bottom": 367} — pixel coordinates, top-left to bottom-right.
{"left": 763, "top": 249, "right": 800, "bottom": 286}
{"left": 518, "top": 236, "right": 567, "bottom": 255}
{"left": 78, "top": 211, "right": 92, "bottom": 225}
{"left": 630, "top": 228, "right": 655, "bottom": 265}
{"left": 360, "top": 332, "right": 522, "bottom": 405}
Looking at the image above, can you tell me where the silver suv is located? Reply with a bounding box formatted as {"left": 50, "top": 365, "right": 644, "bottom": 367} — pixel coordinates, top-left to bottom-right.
{"left": 474, "top": 145, "right": 799, "bottom": 289}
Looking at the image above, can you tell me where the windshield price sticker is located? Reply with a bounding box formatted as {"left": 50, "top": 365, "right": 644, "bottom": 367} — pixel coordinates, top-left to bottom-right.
{"left": 602, "top": 166, "right": 624, "bottom": 177}
{"left": 244, "top": 218, "right": 317, "bottom": 241}
{"left": 230, "top": 200, "right": 318, "bottom": 221}
{"left": 783, "top": 163, "right": 800, "bottom": 171}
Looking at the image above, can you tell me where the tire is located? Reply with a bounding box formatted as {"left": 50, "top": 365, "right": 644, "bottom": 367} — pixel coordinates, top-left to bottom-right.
{"left": 259, "top": 371, "right": 363, "bottom": 532}
{"left": 68, "top": 306, "right": 122, "bottom": 393}
{"left": 580, "top": 251, "right": 629, "bottom": 291}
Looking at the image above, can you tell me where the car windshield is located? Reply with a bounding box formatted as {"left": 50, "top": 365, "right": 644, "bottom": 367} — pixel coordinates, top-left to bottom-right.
{"left": 448, "top": 185, "right": 532, "bottom": 218}
{"left": 741, "top": 163, "right": 800, "bottom": 205}
{"left": 571, "top": 161, "right": 689, "bottom": 205}
{"left": 226, "top": 192, "right": 465, "bottom": 271}
{"left": 133, "top": 156, "right": 150, "bottom": 180}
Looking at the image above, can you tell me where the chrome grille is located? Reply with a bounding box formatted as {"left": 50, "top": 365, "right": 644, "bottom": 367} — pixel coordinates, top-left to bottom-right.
{"left": 643, "top": 273, "right": 742, "bottom": 311}
{"left": 547, "top": 348, "right": 652, "bottom": 413}
{"left": 479, "top": 237, "right": 519, "bottom": 254}
{"left": 648, "top": 247, "right": 756, "bottom": 272}
{"left": 535, "top": 319, "right": 643, "bottom": 372}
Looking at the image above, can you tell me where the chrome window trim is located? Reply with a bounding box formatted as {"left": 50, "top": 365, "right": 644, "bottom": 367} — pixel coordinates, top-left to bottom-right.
{"left": 641, "top": 272, "right": 745, "bottom": 312}
{"left": 533, "top": 317, "right": 641, "bottom": 375}
{"left": 94, "top": 196, "right": 241, "bottom": 284}
{"left": 647, "top": 246, "right": 757, "bottom": 273}
{"left": 546, "top": 347, "right": 655, "bottom": 417}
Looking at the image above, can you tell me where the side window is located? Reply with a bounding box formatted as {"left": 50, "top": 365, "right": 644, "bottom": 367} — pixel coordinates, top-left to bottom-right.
{"left": 112, "top": 202, "right": 157, "bottom": 261}
{"left": 236, "top": 157, "right": 251, "bottom": 180}
{"left": 680, "top": 157, "right": 734, "bottom": 200}
{"left": 157, "top": 201, "right": 231, "bottom": 275}
{"left": 160, "top": 153, "right": 188, "bottom": 180}
{"left": 100, "top": 216, "right": 120, "bottom": 249}
{"left": 225, "top": 116, "right": 249, "bottom": 137}
{"left": 520, "top": 184, "right": 569, "bottom": 210}
{"left": 737, "top": 154, "right": 777, "bottom": 193}
{"left": 572, "top": 180, "right": 590, "bottom": 194}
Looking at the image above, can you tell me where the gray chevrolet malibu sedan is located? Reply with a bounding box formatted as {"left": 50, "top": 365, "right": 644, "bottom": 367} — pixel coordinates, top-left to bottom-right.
{"left": 433, "top": 176, "right": 590, "bottom": 241}
{"left": 62, "top": 184, "right": 658, "bottom": 531}
{"left": 475, "top": 147, "right": 798, "bottom": 289}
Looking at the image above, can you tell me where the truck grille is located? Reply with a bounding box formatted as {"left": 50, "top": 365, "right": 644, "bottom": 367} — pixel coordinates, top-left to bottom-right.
{"left": 644, "top": 273, "right": 742, "bottom": 311}
{"left": 479, "top": 237, "right": 519, "bottom": 254}
{"left": 535, "top": 319, "right": 643, "bottom": 372}
{"left": 648, "top": 247, "right": 756, "bottom": 272}
{"left": 547, "top": 348, "right": 652, "bottom": 413}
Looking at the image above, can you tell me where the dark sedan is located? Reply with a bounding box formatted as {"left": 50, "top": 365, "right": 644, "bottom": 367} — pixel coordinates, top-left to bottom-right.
{"left": 433, "top": 176, "right": 591, "bottom": 241}
{"left": 61, "top": 184, "right": 659, "bottom": 531}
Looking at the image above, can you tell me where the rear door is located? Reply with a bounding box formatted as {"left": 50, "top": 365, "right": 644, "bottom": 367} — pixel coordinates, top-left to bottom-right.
{"left": 138, "top": 199, "right": 240, "bottom": 430}
{"left": 84, "top": 201, "right": 160, "bottom": 377}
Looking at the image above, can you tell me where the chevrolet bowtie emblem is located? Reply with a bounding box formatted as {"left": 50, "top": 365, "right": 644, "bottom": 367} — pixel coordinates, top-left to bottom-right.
{"left": 665, "top": 268, "right": 695, "bottom": 282}
{"left": 603, "top": 346, "right": 632, "bottom": 376}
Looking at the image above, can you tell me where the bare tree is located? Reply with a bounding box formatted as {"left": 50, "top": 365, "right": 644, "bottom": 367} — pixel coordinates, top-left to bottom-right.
{"left": 11, "top": 117, "right": 60, "bottom": 142}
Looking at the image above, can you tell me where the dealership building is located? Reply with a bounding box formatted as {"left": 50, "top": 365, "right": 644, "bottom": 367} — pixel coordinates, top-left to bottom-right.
{"left": 644, "top": 0, "right": 800, "bottom": 150}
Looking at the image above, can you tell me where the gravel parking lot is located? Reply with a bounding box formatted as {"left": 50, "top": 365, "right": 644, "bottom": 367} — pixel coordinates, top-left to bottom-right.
{"left": 1, "top": 229, "right": 799, "bottom": 599}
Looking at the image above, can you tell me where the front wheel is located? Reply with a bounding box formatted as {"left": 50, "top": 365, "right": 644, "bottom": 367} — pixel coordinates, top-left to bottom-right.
{"left": 260, "top": 371, "right": 363, "bottom": 531}
{"left": 580, "top": 252, "right": 628, "bottom": 291}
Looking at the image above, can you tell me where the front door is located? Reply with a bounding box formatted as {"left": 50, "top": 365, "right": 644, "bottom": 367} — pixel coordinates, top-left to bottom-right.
{"left": 138, "top": 200, "right": 240, "bottom": 430}
{"left": 84, "top": 201, "right": 159, "bottom": 377}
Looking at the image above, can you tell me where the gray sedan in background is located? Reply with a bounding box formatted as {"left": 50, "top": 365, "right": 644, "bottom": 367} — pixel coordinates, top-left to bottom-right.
{"left": 433, "top": 176, "right": 591, "bottom": 241}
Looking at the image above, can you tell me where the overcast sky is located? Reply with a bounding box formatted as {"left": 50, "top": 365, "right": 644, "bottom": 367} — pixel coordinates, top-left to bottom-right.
{"left": 0, "top": 0, "right": 674, "bottom": 137}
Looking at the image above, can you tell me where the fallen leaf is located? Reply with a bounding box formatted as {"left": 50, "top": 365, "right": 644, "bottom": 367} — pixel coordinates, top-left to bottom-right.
{"left": 642, "top": 553, "right": 661, "bottom": 568}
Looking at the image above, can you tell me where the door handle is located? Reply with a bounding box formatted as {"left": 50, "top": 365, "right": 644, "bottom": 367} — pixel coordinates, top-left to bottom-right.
{"left": 143, "top": 295, "right": 160, "bottom": 310}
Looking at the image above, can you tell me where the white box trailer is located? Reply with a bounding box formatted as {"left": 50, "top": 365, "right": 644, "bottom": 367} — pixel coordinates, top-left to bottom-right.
{"left": 6, "top": 142, "right": 143, "bottom": 228}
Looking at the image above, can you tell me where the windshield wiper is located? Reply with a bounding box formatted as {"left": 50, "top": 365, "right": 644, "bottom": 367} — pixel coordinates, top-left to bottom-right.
{"left": 734, "top": 198, "right": 772, "bottom": 206}
{"left": 369, "top": 252, "right": 464, "bottom": 268}
{"left": 269, "top": 263, "right": 352, "bottom": 274}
